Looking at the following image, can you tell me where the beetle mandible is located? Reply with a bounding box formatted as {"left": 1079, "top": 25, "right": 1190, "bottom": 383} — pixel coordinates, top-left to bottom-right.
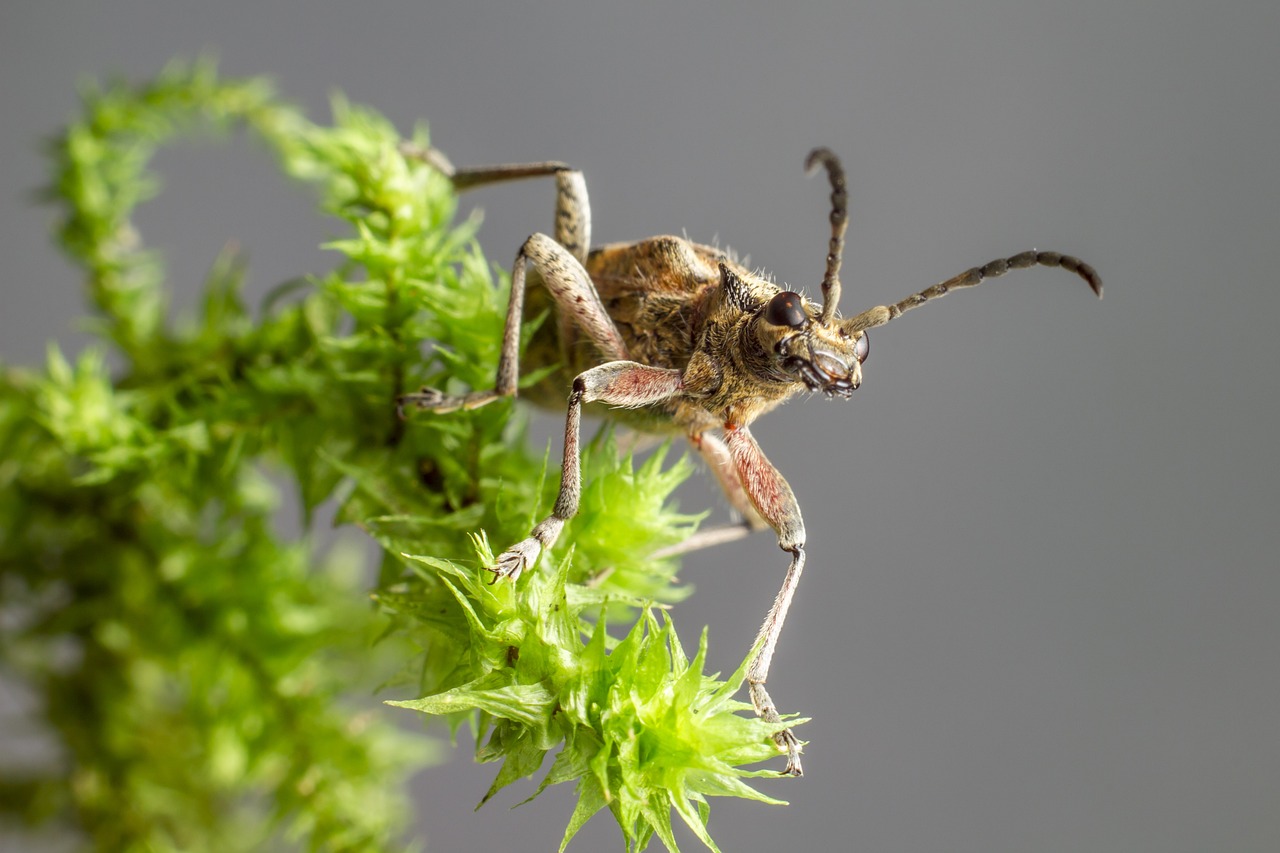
{"left": 398, "top": 144, "right": 1102, "bottom": 776}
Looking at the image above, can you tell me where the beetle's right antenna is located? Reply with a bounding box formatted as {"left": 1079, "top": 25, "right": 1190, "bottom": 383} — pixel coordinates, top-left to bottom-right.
{"left": 805, "top": 147, "right": 848, "bottom": 324}
{"left": 842, "top": 250, "right": 1103, "bottom": 333}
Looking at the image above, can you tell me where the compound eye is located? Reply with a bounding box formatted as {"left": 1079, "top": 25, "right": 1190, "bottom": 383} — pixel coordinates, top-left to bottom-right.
{"left": 854, "top": 330, "right": 869, "bottom": 364}
{"left": 765, "top": 291, "right": 807, "bottom": 328}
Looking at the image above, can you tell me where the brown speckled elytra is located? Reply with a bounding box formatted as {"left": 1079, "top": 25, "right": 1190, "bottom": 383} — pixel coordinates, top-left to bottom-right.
{"left": 398, "top": 144, "right": 1102, "bottom": 775}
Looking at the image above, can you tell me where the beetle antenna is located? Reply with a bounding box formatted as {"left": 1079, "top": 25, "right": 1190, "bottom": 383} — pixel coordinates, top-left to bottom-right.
{"left": 842, "top": 250, "right": 1103, "bottom": 333}
{"left": 804, "top": 147, "right": 848, "bottom": 324}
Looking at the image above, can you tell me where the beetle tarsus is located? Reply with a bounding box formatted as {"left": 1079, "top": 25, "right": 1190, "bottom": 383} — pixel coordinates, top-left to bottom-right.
{"left": 491, "top": 537, "right": 541, "bottom": 583}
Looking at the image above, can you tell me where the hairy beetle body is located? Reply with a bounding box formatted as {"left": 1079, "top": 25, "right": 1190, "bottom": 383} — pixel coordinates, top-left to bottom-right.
{"left": 398, "top": 144, "right": 1101, "bottom": 775}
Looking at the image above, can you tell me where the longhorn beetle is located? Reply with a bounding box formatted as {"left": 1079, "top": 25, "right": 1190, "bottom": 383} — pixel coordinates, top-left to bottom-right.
{"left": 398, "top": 144, "right": 1102, "bottom": 776}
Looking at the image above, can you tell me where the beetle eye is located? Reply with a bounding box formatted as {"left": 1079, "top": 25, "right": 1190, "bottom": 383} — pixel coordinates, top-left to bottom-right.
{"left": 854, "top": 330, "right": 869, "bottom": 364}
{"left": 765, "top": 291, "right": 807, "bottom": 328}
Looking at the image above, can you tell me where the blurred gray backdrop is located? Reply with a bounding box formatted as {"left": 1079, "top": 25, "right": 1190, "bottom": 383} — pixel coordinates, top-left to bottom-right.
{"left": 3, "top": 1, "right": 1278, "bottom": 851}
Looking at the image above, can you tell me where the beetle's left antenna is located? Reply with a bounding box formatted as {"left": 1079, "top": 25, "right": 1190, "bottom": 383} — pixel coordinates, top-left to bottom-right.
{"left": 805, "top": 147, "right": 848, "bottom": 324}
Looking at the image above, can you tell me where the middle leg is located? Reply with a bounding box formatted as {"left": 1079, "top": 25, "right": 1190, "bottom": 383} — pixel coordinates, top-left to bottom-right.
{"left": 398, "top": 232, "right": 627, "bottom": 415}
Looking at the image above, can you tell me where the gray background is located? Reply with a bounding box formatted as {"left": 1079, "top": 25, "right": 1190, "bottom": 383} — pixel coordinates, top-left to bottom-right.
{"left": 3, "top": 1, "right": 1278, "bottom": 852}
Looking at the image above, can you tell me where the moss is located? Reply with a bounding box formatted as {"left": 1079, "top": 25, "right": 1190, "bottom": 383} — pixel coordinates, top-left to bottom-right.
{"left": 0, "top": 60, "right": 798, "bottom": 852}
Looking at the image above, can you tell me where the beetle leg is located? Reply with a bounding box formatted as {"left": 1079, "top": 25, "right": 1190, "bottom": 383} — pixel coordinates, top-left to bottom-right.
{"left": 650, "top": 432, "right": 768, "bottom": 559}
{"left": 723, "top": 424, "right": 807, "bottom": 776}
{"left": 492, "top": 361, "right": 684, "bottom": 581}
{"left": 398, "top": 232, "right": 626, "bottom": 415}
{"left": 399, "top": 144, "right": 591, "bottom": 262}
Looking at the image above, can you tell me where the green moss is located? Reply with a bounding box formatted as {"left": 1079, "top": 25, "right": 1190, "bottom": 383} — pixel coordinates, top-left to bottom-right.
{"left": 0, "top": 60, "right": 799, "bottom": 852}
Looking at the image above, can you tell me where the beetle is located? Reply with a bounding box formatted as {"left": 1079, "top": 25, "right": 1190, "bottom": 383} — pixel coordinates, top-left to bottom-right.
{"left": 398, "top": 144, "right": 1102, "bottom": 775}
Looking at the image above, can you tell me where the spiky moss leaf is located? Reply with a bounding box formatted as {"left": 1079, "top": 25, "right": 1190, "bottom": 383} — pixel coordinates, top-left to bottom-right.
{"left": 362, "top": 418, "right": 706, "bottom": 725}
{"left": 566, "top": 434, "right": 704, "bottom": 606}
{"left": 389, "top": 536, "right": 797, "bottom": 852}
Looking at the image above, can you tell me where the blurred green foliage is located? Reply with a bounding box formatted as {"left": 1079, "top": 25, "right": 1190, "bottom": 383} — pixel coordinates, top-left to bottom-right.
{"left": 0, "top": 61, "right": 798, "bottom": 852}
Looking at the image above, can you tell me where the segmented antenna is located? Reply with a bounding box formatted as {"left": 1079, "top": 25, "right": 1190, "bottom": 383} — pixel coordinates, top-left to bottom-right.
{"left": 842, "top": 250, "right": 1103, "bottom": 333}
{"left": 804, "top": 147, "right": 848, "bottom": 323}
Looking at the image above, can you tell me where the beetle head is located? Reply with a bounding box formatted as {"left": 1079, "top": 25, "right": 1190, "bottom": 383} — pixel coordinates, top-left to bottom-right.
{"left": 753, "top": 287, "right": 868, "bottom": 397}
{"left": 743, "top": 147, "right": 866, "bottom": 397}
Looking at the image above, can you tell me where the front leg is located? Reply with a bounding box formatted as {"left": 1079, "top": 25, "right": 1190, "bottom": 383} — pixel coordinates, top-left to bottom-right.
{"left": 493, "top": 361, "right": 685, "bottom": 580}
{"left": 723, "top": 424, "right": 808, "bottom": 776}
{"left": 651, "top": 431, "right": 769, "bottom": 559}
